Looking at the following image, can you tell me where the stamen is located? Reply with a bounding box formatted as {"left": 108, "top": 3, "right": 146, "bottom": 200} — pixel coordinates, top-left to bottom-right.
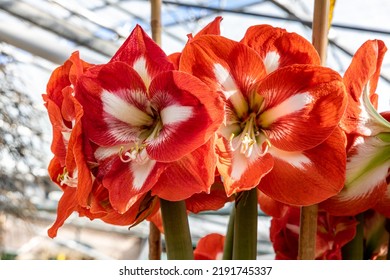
{"left": 240, "top": 133, "right": 256, "bottom": 157}
{"left": 258, "top": 138, "right": 272, "bottom": 156}
{"left": 118, "top": 143, "right": 147, "bottom": 164}
{"left": 228, "top": 113, "right": 272, "bottom": 158}
{"left": 57, "top": 167, "right": 78, "bottom": 187}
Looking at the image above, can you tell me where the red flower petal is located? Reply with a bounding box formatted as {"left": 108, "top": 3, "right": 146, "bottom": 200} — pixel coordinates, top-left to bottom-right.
{"left": 258, "top": 127, "right": 346, "bottom": 206}
{"left": 341, "top": 40, "right": 387, "bottom": 136}
{"left": 194, "top": 233, "right": 225, "bottom": 260}
{"left": 44, "top": 98, "right": 67, "bottom": 166}
{"left": 167, "top": 16, "right": 223, "bottom": 70}
{"left": 258, "top": 191, "right": 289, "bottom": 218}
{"left": 168, "top": 52, "right": 181, "bottom": 70}
{"left": 110, "top": 25, "right": 174, "bottom": 86}
{"left": 194, "top": 16, "right": 222, "bottom": 37}
{"left": 147, "top": 207, "right": 164, "bottom": 233}
{"left": 374, "top": 184, "right": 390, "bottom": 217}
{"left": 151, "top": 139, "right": 217, "bottom": 201}
{"left": 185, "top": 179, "right": 232, "bottom": 214}
{"left": 47, "top": 187, "right": 78, "bottom": 238}
{"left": 258, "top": 64, "right": 347, "bottom": 151}
{"left": 216, "top": 136, "right": 274, "bottom": 196}
{"left": 100, "top": 156, "right": 168, "bottom": 213}
{"left": 241, "top": 24, "right": 320, "bottom": 73}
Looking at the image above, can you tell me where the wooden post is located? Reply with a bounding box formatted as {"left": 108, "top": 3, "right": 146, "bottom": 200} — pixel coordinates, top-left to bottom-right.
{"left": 312, "top": 0, "right": 330, "bottom": 65}
{"left": 298, "top": 0, "right": 329, "bottom": 260}
{"left": 151, "top": 0, "right": 162, "bottom": 45}
{"left": 148, "top": 0, "right": 162, "bottom": 260}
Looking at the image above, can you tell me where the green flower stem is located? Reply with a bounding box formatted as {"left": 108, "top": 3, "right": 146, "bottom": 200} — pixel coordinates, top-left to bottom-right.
{"left": 160, "top": 199, "right": 194, "bottom": 260}
{"left": 298, "top": 204, "right": 318, "bottom": 260}
{"left": 232, "top": 188, "right": 258, "bottom": 260}
{"left": 342, "top": 213, "right": 364, "bottom": 260}
{"left": 222, "top": 204, "right": 235, "bottom": 260}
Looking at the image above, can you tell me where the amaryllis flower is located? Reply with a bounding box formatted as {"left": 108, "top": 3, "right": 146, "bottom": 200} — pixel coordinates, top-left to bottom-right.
{"left": 76, "top": 26, "right": 224, "bottom": 213}
{"left": 270, "top": 206, "right": 357, "bottom": 260}
{"left": 43, "top": 52, "right": 153, "bottom": 238}
{"left": 194, "top": 233, "right": 225, "bottom": 260}
{"left": 321, "top": 40, "right": 390, "bottom": 216}
{"left": 44, "top": 52, "right": 94, "bottom": 206}
{"left": 43, "top": 52, "right": 99, "bottom": 237}
{"left": 179, "top": 32, "right": 347, "bottom": 205}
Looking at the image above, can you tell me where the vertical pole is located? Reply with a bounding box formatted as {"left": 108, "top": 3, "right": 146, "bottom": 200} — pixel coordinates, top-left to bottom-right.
{"left": 312, "top": 0, "right": 330, "bottom": 65}
{"left": 148, "top": 0, "right": 162, "bottom": 260}
{"left": 298, "top": 0, "right": 329, "bottom": 260}
{"left": 151, "top": 0, "right": 162, "bottom": 46}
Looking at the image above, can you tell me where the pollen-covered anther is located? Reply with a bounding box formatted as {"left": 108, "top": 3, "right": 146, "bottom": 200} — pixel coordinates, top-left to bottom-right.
{"left": 119, "top": 144, "right": 147, "bottom": 163}
{"left": 57, "top": 167, "right": 78, "bottom": 187}
{"left": 259, "top": 138, "right": 272, "bottom": 156}
{"left": 240, "top": 133, "right": 256, "bottom": 157}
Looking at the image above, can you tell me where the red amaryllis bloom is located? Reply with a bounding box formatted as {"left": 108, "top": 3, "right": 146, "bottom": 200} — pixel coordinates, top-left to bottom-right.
{"left": 321, "top": 40, "right": 390, "bottom": 216}
{"left": 44, "top": 52, "right": 94, "bottom": 206}
{"left": 76, "top": 25, "right": 224, "bottom": 213}
{"left": 43, "top": 52, "right": 99, "bottom": 237}
{"left": 180, "top": 32, "right": 347, "bottom": 205}
{"left": 270, "top": 206, "right": 357, "bottom": 260}
{"left": 194, "top": 233, "right": 225, "bottom": 260}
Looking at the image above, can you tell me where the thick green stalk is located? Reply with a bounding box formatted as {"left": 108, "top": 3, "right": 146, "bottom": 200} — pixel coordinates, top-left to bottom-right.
{"left": 160, "top": 199, "right": 194, "bottom": 260}
{"left": 222, "top": 204, "right": 235, "bottom": 260}
{"left": 342, "top": 213, "right": 364, "bottom": 260}
{"left": 232, "top": 188, "right": 258, "bottom": 260}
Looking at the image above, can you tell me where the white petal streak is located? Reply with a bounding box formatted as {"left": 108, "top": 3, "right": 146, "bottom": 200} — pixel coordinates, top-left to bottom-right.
{"left": 213, "top": 63, "right": 248, "bottom": 117}
{"left": 102, "top": 90, "right": 152, "bottom": 126}
{"left": 263, "top": 51, "right": 280, "bottom": 74}
{"left": 131, "top": 158, "right": 156, "bottom": 190}
{"left": 343, "top": 136, "right": 390, "bottom": 200}
{"left": 340, "top": 164, "right": 388, "bottom": 201}
{"left": 133, "top": 56, "right": 151, "bottom": 88}
{"left": 160, "top": 105, "right": 193, "bottom": 125}
{"left": 269, "top": 146, "right": 311, "bottom": 169}
{"left": 213, "top": 63, "right": 238, "bottom": 99}
{"left": 230, "top": 144, "right": 262, "bottom": 180}
{"left": 231, "top": 151, "right": 250, "bottom": 180}
{"left": 261, "top": 92, "right": 313, "bottom": 126}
